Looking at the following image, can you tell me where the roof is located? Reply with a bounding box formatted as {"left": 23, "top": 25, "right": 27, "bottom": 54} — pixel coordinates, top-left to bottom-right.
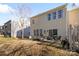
{"left": 31, "top": 4, "right": 67, "bottom": 19}
{"left": 4, "top": 20, "right": 11, "bottom": 25}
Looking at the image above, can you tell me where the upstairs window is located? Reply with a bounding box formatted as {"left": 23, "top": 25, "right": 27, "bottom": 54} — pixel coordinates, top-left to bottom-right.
{"left": 52, "top": 12, "right": 56, "bottom": 19}
{"left": 48, "top": 13, "right": 51, "bottom": 21}
{"left": 58, "top": 10, "right": 63, "bottom": 18}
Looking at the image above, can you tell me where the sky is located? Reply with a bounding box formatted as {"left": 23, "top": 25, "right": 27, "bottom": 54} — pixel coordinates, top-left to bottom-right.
{"left": 0, "top": 3, "right": 79, "bottom": 26}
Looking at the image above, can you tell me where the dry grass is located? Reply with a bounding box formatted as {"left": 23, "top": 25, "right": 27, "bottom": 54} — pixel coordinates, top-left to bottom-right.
{"left": 0, "top": 36, "right": 79, "bottom": 56}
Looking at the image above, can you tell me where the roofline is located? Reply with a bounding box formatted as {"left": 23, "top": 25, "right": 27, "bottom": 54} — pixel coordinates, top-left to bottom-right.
{"left": 31, "top": 4, "right": 67, "bottom": 19}
{"left": 4, "top": 20, "right": 11, "bottom": 25}
{"left": 68, "top": 7, "right": 79, "bottom": 12}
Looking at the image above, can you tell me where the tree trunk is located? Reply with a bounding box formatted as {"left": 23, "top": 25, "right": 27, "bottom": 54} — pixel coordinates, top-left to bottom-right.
{"left": 22, "top": 27, "right": 24, "bottom": 39}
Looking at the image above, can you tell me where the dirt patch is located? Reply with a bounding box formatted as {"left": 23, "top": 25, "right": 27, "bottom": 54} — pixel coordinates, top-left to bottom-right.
{"left": 0, "top": 38, "right": 79, "bottom": 56}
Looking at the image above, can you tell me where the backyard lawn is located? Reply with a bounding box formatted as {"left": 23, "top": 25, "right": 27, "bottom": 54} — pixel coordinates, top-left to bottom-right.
{"left": 0, "top": 35, "right": 79, "bottom": 56}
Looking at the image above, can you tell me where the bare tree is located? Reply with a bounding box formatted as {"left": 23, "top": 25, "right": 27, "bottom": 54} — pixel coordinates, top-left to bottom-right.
{"left": 9, "top": 4, "right": 31, "bottom": 38}
{"left": 68, "top": 25, "right": 73, "bottom": 50}
{"left": 16, "top": 4, "right": 31, "bottom": 39}
{"left": 8, "top": 8, "right": 18, "bottom": 38}
{"left": 11, "top": 20, "right": 18, "bottom": 37}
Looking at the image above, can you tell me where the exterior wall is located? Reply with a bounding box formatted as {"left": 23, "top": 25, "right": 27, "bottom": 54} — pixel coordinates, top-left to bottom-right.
{"left": 68, "top": 8, "right": 79, "bottom": 27}
{"left": 17, "top": 27, "right": 31, "bottom": 38}
{"left": 67, "top": 8, "right": 79, "bottom": 50}
{"left": 30, "top": 4, "right": 67, "bottom": 38}
{"left": 3, "top": 20, "right": 11, "bottom": 37}
{"left": 66, "top": 8, "right": 79, "bottom": 38}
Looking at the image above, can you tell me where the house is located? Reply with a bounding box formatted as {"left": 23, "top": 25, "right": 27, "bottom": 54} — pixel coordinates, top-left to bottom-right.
{"left": 3, "top": 20, "right": 11, "bottom": 37}
{"left": 17, "top": 26, "right": 31, "bottom": 38}
{"left": 30, "top": 4, "right": 79, "bottom": 40}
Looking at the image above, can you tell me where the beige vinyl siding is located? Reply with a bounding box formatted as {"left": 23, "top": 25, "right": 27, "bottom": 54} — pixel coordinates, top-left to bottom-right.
{"left": 30, "top": 4, "right": 67, "bottom": 38}
{"left": 69, "top": 8, "right": 79, "bottom": 26}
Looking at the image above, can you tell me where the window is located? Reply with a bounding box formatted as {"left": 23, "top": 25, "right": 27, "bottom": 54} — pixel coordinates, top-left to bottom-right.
{"left": 34, "top": 29, "right": 40, "bottom": 36}
{"left": 52, "top": 12, "right": 56, "bottom": 19}
{"left": 32, "top": 20, "right": 35, "bottom": 24}
{"left": 49, "top": 29, "right": 58, "bottom": 37}
{"left": 58, "top": 10, "right": 63, "bottom": 18}
{"left": 40, "top": 29, "right": 43, "bottom": 36}
{"left": 5, "top": 25, "right": 7, "bottom": 29}
{"left": 44, "top": 30, "right": 46, "bottom": 34}
{"left": 34, "top": 30, "right": 36, "bottom": 36}
{"left": 48, "top": 14, "right": 51, "bottom": 20}
{"left": 49, "top": 29, "right": 53, "bottom": 37}
{"left": 53, "top": 29, "right": 58, "bottom": 35}
{"left": 37, "top": 29, "right": 39, "bottom": 36}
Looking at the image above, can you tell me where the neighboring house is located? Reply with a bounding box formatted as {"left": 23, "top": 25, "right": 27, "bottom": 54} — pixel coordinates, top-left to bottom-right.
{"left": 30, "top": 4, "right": 79, "bottom": 39}
{"left": 3, "top": 20, "right": 11, "bottom": 37}
{"left": 17, "top": 26, "right": 31, "bottom": 38}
